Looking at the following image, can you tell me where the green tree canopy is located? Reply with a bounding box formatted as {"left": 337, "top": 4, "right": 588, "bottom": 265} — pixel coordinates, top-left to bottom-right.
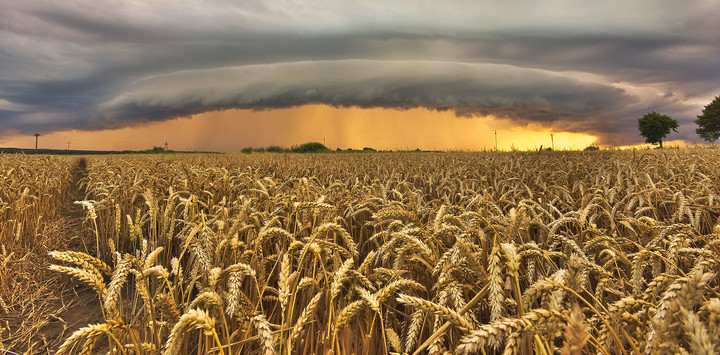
{"left": 695, "top": 95, "right": 720, "bottom": 143}
{"left": 638, "top": 111, "right": 678, "bottom": 148}
{"left": 291, "top": 142, "right": 328, "bottom": 153}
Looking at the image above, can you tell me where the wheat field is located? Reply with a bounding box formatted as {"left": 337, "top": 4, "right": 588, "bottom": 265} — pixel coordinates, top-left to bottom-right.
{"left": 2, "top": 150, "right": 720, "bottom": 354}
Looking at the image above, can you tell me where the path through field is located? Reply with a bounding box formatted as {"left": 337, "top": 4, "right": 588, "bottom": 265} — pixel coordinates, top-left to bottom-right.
{"left": 15, "top": 158, "right": 106, "bottom": 353}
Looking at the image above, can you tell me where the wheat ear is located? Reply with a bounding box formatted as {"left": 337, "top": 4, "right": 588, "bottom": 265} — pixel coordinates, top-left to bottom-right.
{"left": 561, "top": 303, "right": 590, "bottom": 355}
{"left": 164, "top": 309, "right": 218, "bottom": 355}
{"left": 396, "top": 294, "right": 474, "bottom": 331}
{"left": 457, "top": 309, "right": 564, "bottom": 354}
{"left": 290, "top": 292, "right": 323, "bottom": 344}
{"left": 253, "top": 313, "right": 276, "bottom": 355}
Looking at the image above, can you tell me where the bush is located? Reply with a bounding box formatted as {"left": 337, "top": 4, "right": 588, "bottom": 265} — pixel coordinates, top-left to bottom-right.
{"left": 266, "top": 146, "right": 285, "bottom": 153}
{"left": 240, "top": 147, "right": 253, "bottom": 154}
{"left": 138, "top": 146, "right": 173, "bottom": 154}
{"left": 584, "top": 146, "right": 600, "bottom": 151}
{"left": 291, "top": 142, "right": 328, "bottom": 153}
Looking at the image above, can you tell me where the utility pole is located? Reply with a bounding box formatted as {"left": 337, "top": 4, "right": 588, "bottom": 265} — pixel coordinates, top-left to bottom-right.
{"left": 550, "top": 134, "right": 554, "bottom": 150}
{"left": 323, "top": 137, "right": 326, "bottom": 147}
{"left": 494, "top": 131, "right": 498, "bottom": 151}
{"left": 34, "top": 133, "right": 40, "bottom": 153}
{"left": 164, "top": 141, "right": 169, "bottom": 151}
{"left": 67, "top": 142, "right": 70, "bottom": 151}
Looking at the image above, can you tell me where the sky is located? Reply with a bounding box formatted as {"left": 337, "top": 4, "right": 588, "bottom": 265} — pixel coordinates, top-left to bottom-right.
{"left": 1, "top": 0, "right": 718, "bottom": 151}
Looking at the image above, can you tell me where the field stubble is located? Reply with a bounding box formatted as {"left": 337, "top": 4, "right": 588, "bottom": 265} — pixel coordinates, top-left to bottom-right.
{"left": 2, "top": 150, "right": 719, "bottom": 354}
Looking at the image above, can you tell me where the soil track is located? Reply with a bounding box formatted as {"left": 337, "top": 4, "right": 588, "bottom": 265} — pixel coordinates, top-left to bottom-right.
{"left": 29, "top": 158, "right": 107, "bottom": 353}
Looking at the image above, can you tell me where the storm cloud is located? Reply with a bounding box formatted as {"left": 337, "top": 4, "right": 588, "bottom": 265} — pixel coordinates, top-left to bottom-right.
{"left": 1, "top": 0, "right": 718, "bottom": 145}
{"left": 99, "top": 60, "right": 633, "bottom": 130}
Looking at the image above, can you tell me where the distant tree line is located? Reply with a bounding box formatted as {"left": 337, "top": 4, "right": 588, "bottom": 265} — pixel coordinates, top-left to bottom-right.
{"left": 241, "top": 143, "right": 414, "bottom": 154}
{"left": 241, "top": 142, "right": 329, "bottom": 154}
{"left": 638, "top": 95, "right": 720, "bottom": 148}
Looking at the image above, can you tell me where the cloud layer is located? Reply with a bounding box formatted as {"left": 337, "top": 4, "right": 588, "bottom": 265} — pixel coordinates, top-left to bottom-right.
{"left": 1, "top": 0, "right": 718, "bottom": 145}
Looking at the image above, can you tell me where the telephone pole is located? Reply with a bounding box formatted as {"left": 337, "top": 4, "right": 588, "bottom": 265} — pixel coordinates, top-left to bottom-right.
{"left": 67, "top": 142, "right": 70, "bottom": 151}
{"left": 550, "top": 134, "right": 554, "bottom": 150}
{"left": 34, "top": 133, "right": 40, "bottom": 153}
{"left": 494, "top": 131, "right": 498, "bottom": 151}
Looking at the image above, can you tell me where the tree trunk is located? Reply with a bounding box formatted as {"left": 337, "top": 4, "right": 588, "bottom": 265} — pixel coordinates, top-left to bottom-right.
{"left": 659, "top": 140, "right": 663, "bottom": 148}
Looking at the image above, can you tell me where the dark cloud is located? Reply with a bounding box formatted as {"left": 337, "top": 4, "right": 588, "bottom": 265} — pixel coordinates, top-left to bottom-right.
{"left": 0, "top": 0, "right": 718, "bottom": 145}
{"left": 95, "top": 60, "right": 651, "bottom": 143}
{"left": 100, "top": 60, "right": 627, "bottom": 111}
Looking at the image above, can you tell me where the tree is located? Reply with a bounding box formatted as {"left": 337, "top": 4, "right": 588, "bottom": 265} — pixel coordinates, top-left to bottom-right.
{"left": 695, "top": 95, "right": 720, "bottom": 143}
{"left": 638, "top": 111, "right": 678, "bottom": 148}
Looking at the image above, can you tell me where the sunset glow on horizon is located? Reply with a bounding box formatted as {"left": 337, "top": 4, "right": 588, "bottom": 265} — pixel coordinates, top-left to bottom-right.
{"left": 0, "top": 105, "right": 598, "bottom": 152}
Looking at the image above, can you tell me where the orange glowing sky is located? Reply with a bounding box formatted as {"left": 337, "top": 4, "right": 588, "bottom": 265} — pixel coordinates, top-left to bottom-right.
{"left": 0, "top": 105, "right": 598, "bottom": 152}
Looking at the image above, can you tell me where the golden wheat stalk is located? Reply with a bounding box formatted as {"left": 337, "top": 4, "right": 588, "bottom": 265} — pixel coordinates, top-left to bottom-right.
{"left": 164, "top": 309, "right": 221, "bottom": 355}
{"left": 396, "top": 293, "right": 474, "bottom": 331}
{"left": 456, "top": 309, "right": 564, "bottom": 354}
{"left": 252, "top": 313, "right": 276, "bottom": 355}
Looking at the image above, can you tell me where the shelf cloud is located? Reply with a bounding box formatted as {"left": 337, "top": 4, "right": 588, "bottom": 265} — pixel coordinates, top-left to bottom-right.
{"left": 99, "top": 60, "right": 633, "bottom": 132}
